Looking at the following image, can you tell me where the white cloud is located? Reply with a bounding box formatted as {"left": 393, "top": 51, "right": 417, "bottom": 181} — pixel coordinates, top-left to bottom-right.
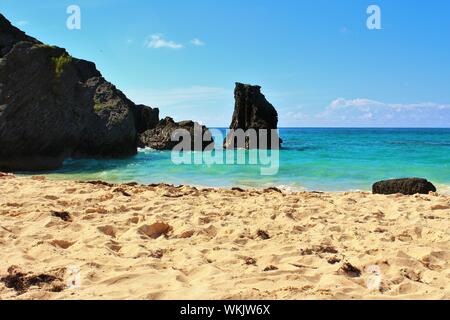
{"left": 281, "top": 106, "right": 308, "bottom": 121}
{"left": 329, "top": 98, "right": 383, "bottom": 109}
{"left": 190, "top": 38, "right": 205, "bottom": 46}
{"left": 328, "top": 98, "right": 450, "bottom": 111}
{"left": 318, "top": 98, "right": 450, "bottom": 127}
{"left": 284, "top": 111, "right": 307, "bottom": 120}
{"left": 145, "top": 34, "right": 183, "bottom": 50}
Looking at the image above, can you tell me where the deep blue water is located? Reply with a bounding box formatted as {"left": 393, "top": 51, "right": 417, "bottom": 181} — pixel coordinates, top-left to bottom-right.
{"left": 41, "top": 128, "right": 450, "bottom": 193}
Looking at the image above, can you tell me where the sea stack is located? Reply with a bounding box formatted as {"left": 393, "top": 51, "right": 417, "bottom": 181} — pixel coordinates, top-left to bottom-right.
{"left": 372, "top": 178, "right": 437, "bottom": 195}
{"left": 224, "top": 83, "right": 281, "bottom": 149}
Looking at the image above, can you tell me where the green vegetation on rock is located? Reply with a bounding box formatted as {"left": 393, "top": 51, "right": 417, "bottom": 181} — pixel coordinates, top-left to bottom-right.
{"left": 52, "top": 54, "right": 72, "bottom": 79}
{"left": 94, "top": 103, "right": 107, "bottom": 113}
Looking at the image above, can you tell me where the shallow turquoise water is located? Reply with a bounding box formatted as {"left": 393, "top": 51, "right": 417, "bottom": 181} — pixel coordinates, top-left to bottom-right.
{"left": 40, "top": 128, "right": 450, "bottom": 192}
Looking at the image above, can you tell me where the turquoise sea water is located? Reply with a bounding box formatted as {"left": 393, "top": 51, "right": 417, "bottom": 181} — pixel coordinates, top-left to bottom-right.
{"left": 41, "top": 128, "right": 450, "bottom": 193}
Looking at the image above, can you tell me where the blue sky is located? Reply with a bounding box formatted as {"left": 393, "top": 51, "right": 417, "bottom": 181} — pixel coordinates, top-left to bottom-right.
{"left": 1, "top": 0, "right": 450, "bottom": 127}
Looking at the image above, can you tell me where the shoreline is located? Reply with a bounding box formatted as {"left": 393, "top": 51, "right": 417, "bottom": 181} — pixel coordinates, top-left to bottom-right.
{"left": 16, "top": 172, "right": 450, "bottom": 196}
{"left": 1, "top": 174, "right": 449, "bottom": 300}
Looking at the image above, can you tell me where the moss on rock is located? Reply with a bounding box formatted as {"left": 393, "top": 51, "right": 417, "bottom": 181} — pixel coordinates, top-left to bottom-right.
{"left": 94, "top": 103, "right": 107, "bottom": 113}
{"left": 52, "top": 54, "right": 72, "bottom": 79}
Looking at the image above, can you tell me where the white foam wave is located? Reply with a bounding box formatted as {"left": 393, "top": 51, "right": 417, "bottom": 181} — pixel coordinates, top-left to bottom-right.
{"left": 436, "top": 184, "right": 450, "bottom": 195}
{"left": 137, "top": 147, "right": 157, "bottom": 152}
{"left": 277, "top": 184, "right": 307, "bottom": 192}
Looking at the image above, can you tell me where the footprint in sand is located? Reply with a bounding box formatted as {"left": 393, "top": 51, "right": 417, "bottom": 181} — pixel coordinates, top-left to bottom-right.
{"left": 198, "top": 217, "right": 212, "bottom": 225}
{"left": 6, "top": 202, "right": 22, "bottom": 208}
{"left": 106, "top": 241, "right": 122, "bottom": 253}
{"left": 85, "top": 207, "right": 108, "bottom": 214}
{"left": 44, "top": 195, "right": 59, "bottom": 201}
{"left": 98, "top": 225, "right": 117, "bottom": 238}
{"left": 400, "top": 268, "right": 421, "bottom": 282}
{"left": 421, "top": 251, "right": 448, "bottom": 271}
{"left": 431, "top": 204, "right": 450, "bottom": 210}
{"left": 138, "top": 223, "right": 172, "bottom": 239}
{"left": 178, "top": 230, "right": 195, "bottom": 239}
{"left": 51, "top": 239, "right": 75, "bottom": 249}
{"left": 98, "top": 194, "right": 114, "bottom": 202}
{"left": 200, "top": 225, "right": 218, "bottom": 239}
{"left": 127, "top": 216, "right": 140, "bottom": 225}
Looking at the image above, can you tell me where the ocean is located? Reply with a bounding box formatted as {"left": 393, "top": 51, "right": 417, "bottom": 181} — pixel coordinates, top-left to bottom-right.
{"left": 41, "top": 128, "right": 450, "bottom": 193}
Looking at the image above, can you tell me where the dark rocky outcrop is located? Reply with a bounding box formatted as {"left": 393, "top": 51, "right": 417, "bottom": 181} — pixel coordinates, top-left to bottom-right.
{"left": 372, "top": 178, "right": 437, "bottom": 195}
{"left": 224, "top": 83, "right": 282, "bottom": 149}
{"left": 133, "top": 104, "right": 160, "bottom": 134}
{"left": 0, "top": 14, "right": 205, "bottom": 171}
{"left": 139, "top": 117, "right": 213, "bottom": 151}
{"left": 0, "top": 15, "right": 40, "bottom": 56}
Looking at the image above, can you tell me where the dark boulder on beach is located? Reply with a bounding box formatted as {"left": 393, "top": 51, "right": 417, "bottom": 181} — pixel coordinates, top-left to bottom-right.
{"left": 372, "top": 178, "right": 437, "bottom": 195}
{"left": 224, "top": 82, "right": 282, "bottom": 149}
{"left": 139, "top": 117, "right": 213, "bottom": 151}
{"left": 0, "top": 14, "right": 204, "bottom": 171}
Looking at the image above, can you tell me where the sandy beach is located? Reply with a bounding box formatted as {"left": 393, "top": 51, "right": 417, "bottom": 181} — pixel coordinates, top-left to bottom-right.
{"left": 0, "top": 174, "right": 449, "bottom": 300}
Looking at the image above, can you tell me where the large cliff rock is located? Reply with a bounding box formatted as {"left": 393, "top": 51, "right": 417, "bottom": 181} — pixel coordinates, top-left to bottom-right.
{"left": 139, "top": 117, "right": 213, "bottom": 151}
{"left": 372, "top": 178, "right": 437, "bottom": 195}
{"left": 224, "top": 83, "right": 281, "bottom": 149}
{"left": 0, "top": 14, "right": 164, "bottom": 171}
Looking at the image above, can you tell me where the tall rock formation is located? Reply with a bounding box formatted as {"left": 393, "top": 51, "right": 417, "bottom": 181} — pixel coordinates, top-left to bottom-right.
{"left": 224, "top": 83, "right": 281, "bottom": 149}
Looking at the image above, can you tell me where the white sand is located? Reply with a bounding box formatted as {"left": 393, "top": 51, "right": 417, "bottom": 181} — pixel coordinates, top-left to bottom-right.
{"left": 0, "top": 174, "right": 449, "bottom": 300}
